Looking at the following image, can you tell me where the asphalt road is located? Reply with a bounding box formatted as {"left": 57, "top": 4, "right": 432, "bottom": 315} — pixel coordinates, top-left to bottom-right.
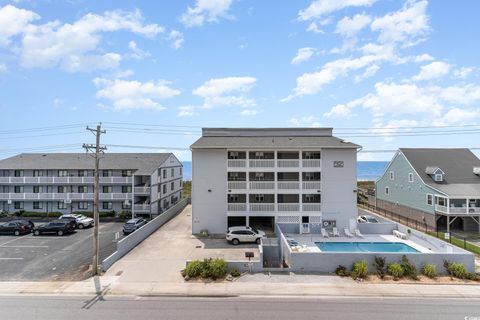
{"left": 0, "top": 296, "right": 478, "bottom": 320}
{"left": 0, "top": 222, "right": 124, "bottom": 281}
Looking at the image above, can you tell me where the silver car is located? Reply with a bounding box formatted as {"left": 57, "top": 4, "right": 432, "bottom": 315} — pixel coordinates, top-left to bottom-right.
{"left": 226, "top": 226, "right": 266, "bottom": 245}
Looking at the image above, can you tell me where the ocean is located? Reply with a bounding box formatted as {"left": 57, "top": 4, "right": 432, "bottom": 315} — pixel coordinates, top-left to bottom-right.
{"left": 181, "top": 161, "right": 388, "bottom": 181}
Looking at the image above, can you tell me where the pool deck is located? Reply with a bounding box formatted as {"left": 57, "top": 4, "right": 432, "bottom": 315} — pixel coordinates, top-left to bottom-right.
{"left": 284, "top": 234, "right": 433, "bottom": 254}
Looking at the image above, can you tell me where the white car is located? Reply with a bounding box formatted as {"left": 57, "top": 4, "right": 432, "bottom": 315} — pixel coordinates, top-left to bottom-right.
{"left": 226, "top": 226, "right": 266, "bottom": 245}
{"left": 357, "top": 215, "right": 379, "bottom": 224}
{"left": 60, "top": 214, "right": 94, "bottom": 229}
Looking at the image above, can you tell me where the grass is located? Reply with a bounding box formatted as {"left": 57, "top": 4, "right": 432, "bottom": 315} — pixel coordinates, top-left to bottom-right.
{"left": 357, "top": 181, "right": 375, "bottom": 189}
{"left": 182, "top": 180, "right": 191, "bottom": 199}
{"left": 428, "top": 232, "right": 480, "bottom": 255}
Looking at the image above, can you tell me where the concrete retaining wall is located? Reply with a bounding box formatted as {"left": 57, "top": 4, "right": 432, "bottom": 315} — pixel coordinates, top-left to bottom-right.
{"left": 102, "top": 198, "right": 189, "bottom": 271}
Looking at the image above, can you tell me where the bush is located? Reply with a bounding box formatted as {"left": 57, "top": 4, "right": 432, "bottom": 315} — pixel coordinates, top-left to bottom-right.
{"left": 12, "top": 211, "right": 62, "bottom": 218}
{"left": 351, "top": 260, "right": 368, "bottom": 279}
{"left": 185, "top": 260, "right": 203, "bottom": 278}
{"left": 184, "top": 258, "right": 227, "bottom": 280}
{"left": 387, "top": 263, "right": 404, "bottom": 280}
{"left": 421, "top": 264, "right": 437, "bottom": 278}
{"left": 447, "top": 262, "right": 468, "bottom": 279}
{"left": 373, "top": 256, "right": 386, "bottom": 279}
{"left": 400, "top": 255, "right": 418, "bottom": 280}
{"left": 119, "top": 211, "right": 132, "bottom": 219}
{"left": 335, "top": 265, "right": 350, "bottom": 277}
{"left": 466, "top": 272, "right": 479, "bottom": 281}
{"left": 208, "top": 258, "right": 227, "bottom": 280}
{"left": 230, "top": 268, "right": 241, "bottom": 277}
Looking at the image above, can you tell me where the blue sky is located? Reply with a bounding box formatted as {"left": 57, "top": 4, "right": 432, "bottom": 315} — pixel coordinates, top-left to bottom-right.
{"left": 0, "top": 0, "right": 479, "bottom": 161}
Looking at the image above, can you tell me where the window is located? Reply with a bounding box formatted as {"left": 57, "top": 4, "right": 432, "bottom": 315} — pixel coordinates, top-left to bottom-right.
{"left": 57, "top": 186, "right": 66, "bottom": 193}
{"left": 171, "top": 168, "right": 174, "bottom": 176}
{"left": 122, "top": 170, "right": 133, "bottom": 177}
{"left": 78, "top": 202, "right": 89, "bottom": 210}
{"left": 228, "top": 194, "right": 239, "bottom": 202}
{"left": 437, "top": 197, "right": 446, "bottom": 206}
{"left": 33, "top": 170, "right": 44, "bottom": 177}
{"left": 33, "top": 186, "right": 43, "bottom": 193}
{"left": 78, "top": 170, "right": 88, "bottom": 177}
{"left": 385, "top": 187, "right": 389, "bottom": 195}
{"left": 162, "top": 184, "right": 167, "bottom": 194}
{"left": 389, "top": 171, "right": 394, "bottom": 180}
{"left": 102, "top": 170, "right": 112, "bottom": 177}
{"left": 171, "top": 182, "right": 174, "bottom": 191}
{"left": 78, "top": 186, "right": 87, "bottom": 193}
{"left": 163, "top": 170, "right": 167, "bottom": 179}
{"left": 122, "top": 186, "right": 132, "bottom": 193}
{"left": 180, "top": 167, "right": 182, "bottom": 176}
{"left": 14, "top": 202, "right": 23, "bottom": 210}
{"left": 426, "top": 194, "right": 433, "bottom": 206}
{"left": 33, "top": 202, "right": 43, "bottom": 209}
{"left": 14, "top": 170, "right": 23, "bottom": 177}
{"left": 435, "top": 174, "right": 443, "bottom": 182}
{"left": 408, "top": 173, "right": 414, "bottom": 183}
{"left": 254, "top": 172, "right": 265, "bottom": 181}
{"left": 58, "top": 202, "right": 67, "bottom": 209}
{"left": 58, "top": 170, "right": 68, "bottom": 177}
{"left": 180, "top": 180, "right": 183, "bottom": 187}
{"left": 229, "top": 152, "right": 239, "bottom": 159}
{"left": 255, "top": 194, "right": 265, "bottom": 202}
{"left": 122, "top": 201, "right": 131, "bottom": 209}
{"left": 14, "top": 186, "right": 23, "bottom": 193}
{"left": 102, "top": 202, "right": 112, "bottom": 210}
{"left": 102, "top": 186, "right": 112, "bottom": 193}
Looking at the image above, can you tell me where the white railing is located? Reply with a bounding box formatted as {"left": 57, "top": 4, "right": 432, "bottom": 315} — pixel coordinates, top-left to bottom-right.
{"left": 277, "top": 160, "right": 299, "bottom": 168}
{"left": 227, "top": 159, "right": 247, "bottom": 168}
{"left": 249, "top": 181, "right": 275, "bottom": 190}
{"left": 278, "top": 203, "right": 300, "bottom": 211}
{"left": 0, "top": 176, "right": 132, "bottom": 184}
{"left": 248, "top": 159, "right": 275, "bottom": 168}
{"left": 302, "top": 160, "right": 321, "bottom": 168}
{"left": 302, "top": 203, "right": 321, "bottom": 212}
{"left": 302, "top": 181, "right": 321, "bottom": 190}
{"left": 134, "top": 187, "right": 151, "bottom": 194}
{"left": 278, "top": 181, "right": 300, "bottom": 190}
{"left": 250, "top": 203, "right": 275, "bottom": 212}
{"left": 435, "top": 204, "right": 448, "bottom": 213}
{"left": 134, "top": 204, "right": 150, "bottom": 212}
{"left": 0, "top": 192, "right": 132, "bottom": 201}
{"left": 227, "top": 203, "right": 247, "bottom": 212}
{"left": 448, "top": 206, "right": 480, "bottom": 214}
{"left": 227, "top": 181, "right": 247, "bottom": 189}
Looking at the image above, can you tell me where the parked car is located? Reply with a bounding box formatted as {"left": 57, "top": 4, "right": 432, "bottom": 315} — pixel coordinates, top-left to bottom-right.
{"left": 123, "top": 218, "right": 147, "bottom": 235}
{"left": 10, "top": 220, "right": 34, "bottom": 233}
{"left": 0, "top": 221, "right": 30, "bottom": 236}
{"left": 357, "top": 215, "right": 379, "bottom": 223}
{"left": 226, "top": 226, "right": 266, "bottom": 245}
{"left": 57, "top": 215, "right": 79, "bottom": 229}
{"left": 33, "top": 220, "right": 74, "bottom": 236}
{"left": 59, "top": 214, "right": 94, "bottom": 229}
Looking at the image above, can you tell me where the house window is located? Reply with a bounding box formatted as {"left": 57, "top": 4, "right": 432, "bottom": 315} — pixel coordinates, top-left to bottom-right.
{"left": 102, "top": 186, "right": 112, "bottom": 193}
{"left": 180, "top": 167, "right": 182, "bottom": 176}
{"left": 426, "top": 194, "right": 433, "bottom": 206}
{"left": 385, "top": 187, "right": 389, "bottom": 195}
{"left": 122, "top": 186, "right": 132, "bottom": 193}
{"left": 14, "top": 170, "right": 24, "bottom": 177}
{"left": 78, "top": 170, "right": 88, "bottom": 177}
{"left": 163, "top": 170, "right": 167, "bottom": 179}
{"left": 408, "top": 173, "right": 414, "bottom": 183}
{"left": 435, "top": 174, "right": 443, "bottom": 182}
{"left": 171, "top": 168, "right": 174, "bottom": 176}
{"left": 180, "top": 180, "right": 183, "bottom": 187}
{"left": 33, "top": 170, "right": 44, "bottom": 177}
{"left": 78, "top": 202, "right": 89, "bottom": 210}
{"left": 102, "top": 202, "right": 112, "bottom": 210}
{"left": 228, "top": 194, "right": 240, "bottom": 202}
{"left": 58, "top": 170, "right": 68, "bottom": 177}
{"left": 14, "top": 202, "right": 23, "bottom": 210}
{"left": 122, "top": 170, "right": 133, "bottom": 177}
{"left": 14, "top": 186, "right": 23, "bottom": 193}
{"left": 437, "top": 197, "right": 446, "bottom": 206}
{"left": 254, "top": 172, "right": 265, "bottom": 181}
{"left": 58, "top": 202, "right": 67, "bottom": 209}
{"left": 229, "top": 152, "right": 239, "bottom": 159}
{"left": 171, "top": 182, "right": 174, "bottom": 191}
{"left": 78, "top": 186, "right": 87, "bottom": 193}
{"left": 57, "top": 186, "right": 66, "bottom": 193}
{"left": 33, "top": 186, "right": 43, "bottom": 193}
{"left": 102, "top": 170, "right": 112, "bottom": 177}
{"left": 389, "top": 171, "right": 394, "bottom": 180}
{"left": 163, "top": 184, "right": 167, "bottom": 194}
{"left": 33, "top": 202, "right": 43, "bottom": 209}
{"left": 255, "top": 194, "right": 265, "bottom": 202}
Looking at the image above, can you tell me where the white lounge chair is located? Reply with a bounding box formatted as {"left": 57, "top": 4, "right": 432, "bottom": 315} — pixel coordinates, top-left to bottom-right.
{"left": 321, "top": 228, "right": 329, "bottom": 238}
{"left": 344, "top": 228, "right": 354, "bottom": 238}
{"left": 332, "top": 227, "right": 340, "bottom": 237}
{"left": 354, "top": 228, "right": 364, "bottom": 238}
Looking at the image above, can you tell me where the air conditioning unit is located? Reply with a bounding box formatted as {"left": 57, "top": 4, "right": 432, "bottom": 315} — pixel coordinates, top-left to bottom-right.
{"left": 474, "top": 167, "right": 480, "bottom": 175}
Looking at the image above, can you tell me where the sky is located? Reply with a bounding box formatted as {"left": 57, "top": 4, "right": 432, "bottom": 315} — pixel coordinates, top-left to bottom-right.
{"left": 0, "top": 0, "right": 479, "bottom": 162}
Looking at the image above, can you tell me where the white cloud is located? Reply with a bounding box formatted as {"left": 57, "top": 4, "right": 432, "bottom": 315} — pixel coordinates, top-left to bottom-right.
{"left": 240, "top": 109, "right": 258, "bottom": 116}
{"left": 323, "top": 99, "right": 361, "bottom": 118}
{"left": 0, "top": 63, "right": 7, "bottom": 74}
{"left": 306, "top": 22, "right": 324, "bottom": 34}
{"left": 62, "top": 53, "right": 122, "bottom": 72}
{"left": 0, "top": 4, "right": 39, "bottom": 47}
{"left": 298, "top": 0, "right": 377, "bottom": 21}
{"left": 336, "top": 14, "right": 371, "bottom": 37}
{"left": 432, "top": 108, "right": 480, "bottom": 126}
{"left": 290, "top": 116, "right": 320, "bottom": 127}
{"left": 412, "top": 61, "right": 450, "bottom": 81}
{"left": 371, "top": 0, "right": 429, "bottom": 46}
{"left": 370, "top": 119, "right": 418, "bottom": 142}
{"left": 291, "top": 47, "right": 316, "bottom": 65}
{"left": 178, "top": 106, "right": 198, "bottom": 117}
{"left": 93, "top": 78, "right": 180, "bottom": 111}
{"left": 167, "top": 30, "right": 184, "bottom": 49}
{"left": 128, "top": 41, "right": 150, "bottom": 60}
{"left": 180, "top": 0, "right": 233, "bottom": 28}
{"left": 413, "top": 53, "right": 434, "bottom": 63}
{"left": 193, "top": 76, "right": 257, "bottom": 108}
{"left": 454, "top": 67, "right": 474, "bottom": 79}
{"left": 354, "top": 64, "right": 379, "bottom": 82}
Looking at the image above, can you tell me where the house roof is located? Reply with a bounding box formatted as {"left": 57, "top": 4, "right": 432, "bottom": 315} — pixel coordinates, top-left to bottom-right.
{"left": 400, "top": 148, "right": 480, "bottom": 197}
{"left": 191, "top": 128, "right": 361, "bottom": 149}
{"left": 0, "top": 153, "right": 175, "bottom": 175}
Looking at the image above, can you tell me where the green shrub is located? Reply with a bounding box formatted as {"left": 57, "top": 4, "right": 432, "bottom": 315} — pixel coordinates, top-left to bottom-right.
{"left": 351, "top": 260, "right": 368, "bottom": 279}
{"left": 421, "top": 264, "right": 437, "bottom": 278}
{"left": 447, "top": 262, "right": 468, "bottom": 279}
{"left": 466, "top": 272, "right": 479, "bottom": 281}
{"left": 387, "top": 263, "right": 404, "bottom": 280}
{"left": 184, "top": 258, "right": 227, "bottom": 280}
{"left": 208, "top": 258, "right": 227, "bottom": 280}
{"left": 230, "top": 268, "right": 241, "bottom": 277}
{"left": 185, "top": 260, "right": 203, "bottom": 278}
{"left": 119, "top": 211, "right": 132, "bottom": 219}
{"left": 400, "top": 255, "right": 418, "bottom": 280}
{"left": 373, "top": 256, "right": 386, "bottom": 279}
{"left": 335, "top": 265, "right": 350, "bottom": 277}
{"left": 443, "top": 260, "right": 452, "bottom": 276}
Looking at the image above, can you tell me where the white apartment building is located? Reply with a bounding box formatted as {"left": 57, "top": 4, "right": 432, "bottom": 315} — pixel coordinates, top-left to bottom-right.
{"left": 0, "top": 153, "right": 183, "bottom": 219}
{"left": 191, "top": 128, "right": 360, "bottom": 234}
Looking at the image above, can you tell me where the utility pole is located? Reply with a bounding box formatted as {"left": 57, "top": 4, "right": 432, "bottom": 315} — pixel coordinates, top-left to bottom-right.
{"left": 83, "top": 123, "right": 106, "bottom": 276}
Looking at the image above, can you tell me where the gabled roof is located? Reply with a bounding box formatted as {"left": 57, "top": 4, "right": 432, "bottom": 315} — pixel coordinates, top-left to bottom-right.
{"left": 400, "top": 148, "right": 480, "bottom": 197}
{"left": 0, "top": 153, "right": 177, "bottom": 175}
{"left": 425, "top": 166, "right": 444, "bottom": 175}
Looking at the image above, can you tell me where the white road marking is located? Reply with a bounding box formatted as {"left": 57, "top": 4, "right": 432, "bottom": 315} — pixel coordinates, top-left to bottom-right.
{"left": 0, "top": 237, "right": 25, "bottom": 247}
{"left": 0, "top": 246, "right": 48, "bottom": 248}
{"left": 0, "top": 258, "right": 24, "bottom": 260}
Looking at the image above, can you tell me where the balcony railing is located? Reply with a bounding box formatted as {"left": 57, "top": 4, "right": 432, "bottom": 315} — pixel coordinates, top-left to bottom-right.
{"left": 134, "top": 187, "right": 151, "bottom": 195}
{"left": 250, "top": 203, "right": 275, "bottom": 212}
{"left": 302, "top": 159, "right": 321, "bottom": 168}
{"left": 248, "top": 159, "right": 275, "bottom": 168}
{"left": 277, "top": 160, "right": 299, "bottom": 168}
{"left": 227, "top": 159, "right": 247, "bottom": 168}
{"left": 134, "top": 204, "right": 150, "bottom": 212}
{"left": 302, "top": 181, "right": 321, "bottom": 190}
{"left": 278, "top": 203, "right": 300, "bottom": 211}
{"left": 435, "top": 204, "right": 448, "bottom": 213}
{"left": 277, "top": 181, "right": 300, "bottom": 190}
{"left": 227, "top": 203, "right": 247, "bottom": 212}
{"left": 302, "top": 203, "right": 321, "bottom": 212}
{"left": 0, "top": 193, "right": 131, "bottom": 201}
{"left": 0, "top": 176, "right": 132, "bottom": 184}
{"left": 228, "top": 181, "right": 247, "bottom": 190}
{"left": 249, "top": 181, "right": 275, "bottom": 190}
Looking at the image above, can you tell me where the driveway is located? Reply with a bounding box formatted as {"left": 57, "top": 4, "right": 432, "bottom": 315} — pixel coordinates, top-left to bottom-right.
{"left": 105, "top": 205, "right": 259, "bottom": 283}
{"left": 0, "top": 222, "right": 124, "bottom": 281}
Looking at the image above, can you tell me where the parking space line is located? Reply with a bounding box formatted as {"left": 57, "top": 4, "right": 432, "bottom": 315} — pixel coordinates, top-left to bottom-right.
{"left": 0, "top": 245, "right": 48, "bottom": 248}
{"left": 0, "top": 237, "right": 26, "bottom": 247}
{"left": 0, "top": 258, "right": 24, "bottom": 260}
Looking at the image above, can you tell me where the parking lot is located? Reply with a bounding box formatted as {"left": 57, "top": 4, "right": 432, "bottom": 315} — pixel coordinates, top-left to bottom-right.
{"left": 0, "top": 222, "right": 124, "bottom": 281}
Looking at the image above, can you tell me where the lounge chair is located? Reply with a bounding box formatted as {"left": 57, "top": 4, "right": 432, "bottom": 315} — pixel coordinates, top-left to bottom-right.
{"left": 354, "top": 228, "right": 364, "bottom": 238}
{"left": 321, "top": 228, "right": 329, "bottom": 238}
{"left": 332, "top": 227, "right": 340, "bottom": 237}
{"left": 344, "top": 228, "right": 354, "bottom": 238}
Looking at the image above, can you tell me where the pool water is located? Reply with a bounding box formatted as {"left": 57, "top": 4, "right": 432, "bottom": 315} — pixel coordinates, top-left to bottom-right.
{"left": 316, "top": 242, "right": 418, "bottom": 253}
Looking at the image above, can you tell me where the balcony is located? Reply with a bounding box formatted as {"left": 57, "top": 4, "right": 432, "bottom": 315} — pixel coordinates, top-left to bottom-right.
{"left": 134, "top": 186, "right": 151, "bottom": 195}
{"left": 134, "top": 204, "right": 150, "bottom": 212}
{"left": 302, "top": 203, "right": 321, "bottom": 212}
{"left": 227, "top": 159, "right": 247, "bottom": 168}
{"left": 0, "top": 193, "right": 131, "bottom": 201}
{"left": 302, "top": 159, "right": 321, "bottom": 168}
{"left": 227, "top": 203, "right": 247, "bottom": 212}
{"left": 249, "top": 181, "right": 275, "bottom": 190}
{"left": 302, "top": 181, "right": 321, "bottom": 190}
{"left": 277, "top": 203, "right": 300, "bottom": 211}
{"left": 277, "top": 160, "right": 299, "bottom": 168}
{"left": 228, "top": 181, "right": 247, "bottom": 190}
{"left": 277, "top": 181, "right": 300, "bottom": 190}
{"left": 248, "top": 159, "right": 275, "bottom": 168}
{"left": 0, "top": 176, "right": 132, "bottom": 184}
{"left": 250, "top": 203, "right": 275, "bottom": 212}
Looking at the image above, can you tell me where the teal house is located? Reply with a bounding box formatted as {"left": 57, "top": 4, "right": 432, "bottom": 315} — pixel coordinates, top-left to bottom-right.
{"left": 376, "top": 148, "right": 480, "bottom": 233}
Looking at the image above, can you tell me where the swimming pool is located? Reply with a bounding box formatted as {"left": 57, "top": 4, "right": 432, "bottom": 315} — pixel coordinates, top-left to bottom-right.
{"left": 315, "top": 242, "right": 418, "bottom": 253}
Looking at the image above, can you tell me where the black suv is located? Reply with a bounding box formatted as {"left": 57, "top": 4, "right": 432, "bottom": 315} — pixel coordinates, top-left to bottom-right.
{"left": 0, "top": 221, "right": 30, "bottom": 236}
{"left": 10, "top": 220, "right": 34, "bottom": 233}
{"left": 33, "top": 220, "right": 74, "bottom": 236}
{"left": 57, "top": 216, "right": 78, "bottom": 229}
